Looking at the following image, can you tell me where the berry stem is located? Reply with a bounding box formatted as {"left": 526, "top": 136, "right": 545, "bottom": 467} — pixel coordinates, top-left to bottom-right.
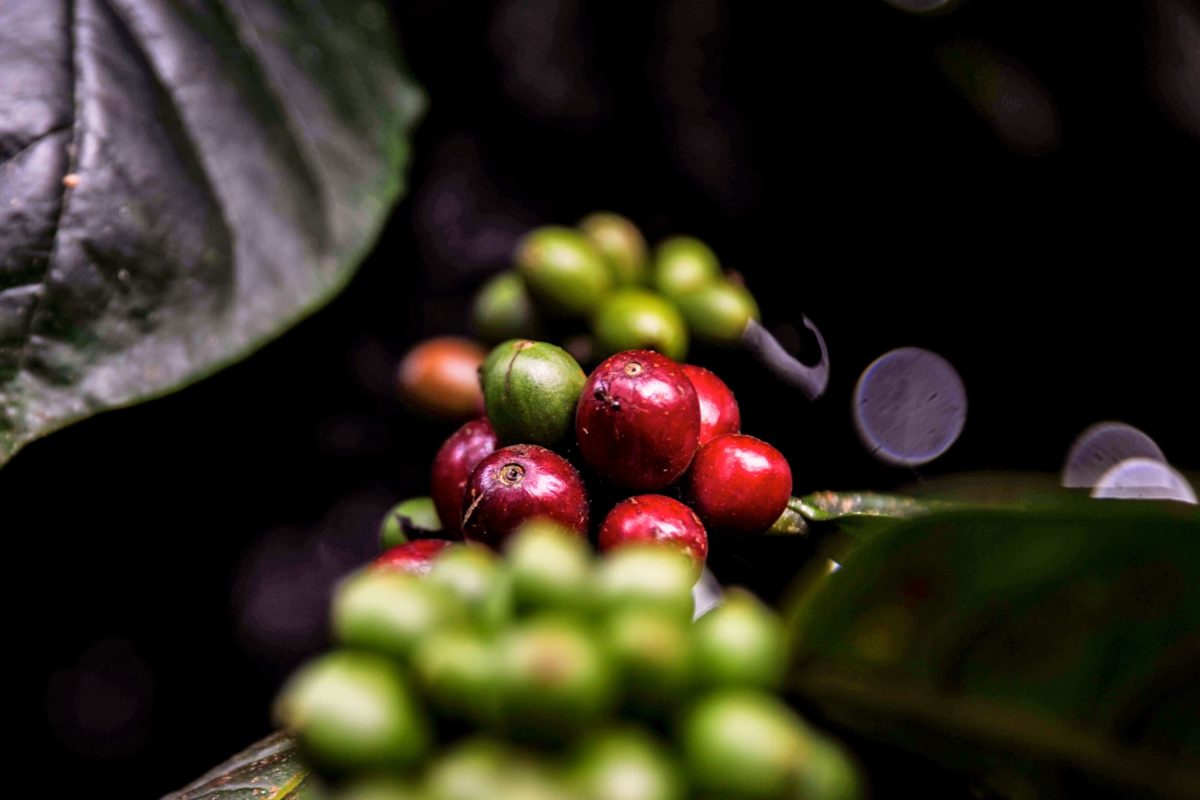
{"left": 740, "top": 316, "right": 830, "bottom": 400}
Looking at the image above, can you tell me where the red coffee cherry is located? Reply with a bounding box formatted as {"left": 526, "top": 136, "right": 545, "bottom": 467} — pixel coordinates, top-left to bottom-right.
{"left": 576, "top": 350, "right": 700, "bottom": 491}
{"left": 372, "top": 539, "right": 453, "bottom": 576}
{"left": 396, "top": 336, "right": 486, "bottom": 419}
{"left": 598, "top": 494, "right": 708, "bottom": 564}
{"left": 430, "top": 419, "right": 499, "bottom": 538}
{"left": 686, "top": 434, "right": 792, "bottom": 533}
{"left": 681, "top": 364, "right": 741, "bottom": 446}
{"left": 461, "top": 445, "right": 589, "bottom": 547}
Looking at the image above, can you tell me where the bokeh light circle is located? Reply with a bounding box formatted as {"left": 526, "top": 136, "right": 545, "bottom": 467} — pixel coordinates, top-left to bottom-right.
{"left": 1062, "top": 421, "right": 1167, "bottom": 488}
{"left": 1091, "top": 457, "right": 1197, "bottom": 504}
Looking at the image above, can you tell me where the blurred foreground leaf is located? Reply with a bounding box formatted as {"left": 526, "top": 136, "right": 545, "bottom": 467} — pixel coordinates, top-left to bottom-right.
{"left": 788, "top": 502, "right": 1200, "bottom": 797}
{"left": 163, "top": 733, "right": 314, "bottom": 800}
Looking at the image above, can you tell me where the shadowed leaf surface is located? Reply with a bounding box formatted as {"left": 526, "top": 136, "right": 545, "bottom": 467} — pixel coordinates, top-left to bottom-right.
{"left": 0, "top": 0, "right": 423, "bottom": 466}
{"left": 163, "top": 733, "right": 316, "bottom": 800}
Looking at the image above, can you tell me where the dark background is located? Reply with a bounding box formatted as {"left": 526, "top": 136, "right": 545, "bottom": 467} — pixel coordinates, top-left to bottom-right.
{"left": 6, "top": 0, "right": 1198, "bottom": 796}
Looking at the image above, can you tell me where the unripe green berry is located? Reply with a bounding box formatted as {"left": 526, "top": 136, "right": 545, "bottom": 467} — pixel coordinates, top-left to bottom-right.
{"left": 425, "top": 738, "right": 511, "bottom": 800}
{"left": 604, "top": 609, "right": 694, "bottom": 716}
{"left": 675, "top": 281, "right": 760, "bottom": 345}
{"left": 427, "top": 545, "right": 512, "bottom": 630}
{"left": 334, "top": 777, "right": 424, "bottom": 800}
{"left": 517, "top": 226, "right": 612, "bottom": 317}
{"left": 331, "top": 570, "right": 464, "bottom": 660}
{"left": 579, "top": 212, "right": 649, "bottom": 285}
{"left": 692, "top": 588, "right": 785, "bottom": 690}
{"left": 594, "top": 544, "right": 697, "bottom": 622}
{"left": 653, "top": 237, "right": 721, "bottom": 299}
{"left": 273, "top": 651, "right": 430, "bottom": 775}
{"left": 506, "top": 519, "right": 594, "bottom": 616}
{"left": 592, "top": 289, "right": 689, "bottom": 362}
{"left": 481, "top": 339, "right": 586, "bottom": 446}
{"left": 473, "top": 271, "right": 542, "bottom": 343}
{"left": 379, "top": 496, "right": 441, "bottom": 550}
{"left": 570, "top": 728, "right": 686, "bottom": 800}
{"left": 411, "top": 627, "right": 501, "bottom": 728}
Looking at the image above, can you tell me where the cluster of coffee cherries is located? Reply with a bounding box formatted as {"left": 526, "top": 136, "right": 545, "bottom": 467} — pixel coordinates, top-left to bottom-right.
{"left": 389, "top": 339, "right": 793, "bottom": 569}
{"left": 474, "top": 213, "right": 759, "bottom": 364}
{"left": 274, "top": 522, "right": 861, "bottom": 800}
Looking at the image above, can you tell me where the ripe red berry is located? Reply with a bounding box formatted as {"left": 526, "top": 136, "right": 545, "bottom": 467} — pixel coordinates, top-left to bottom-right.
{"left": 461, "top": 444, "right": 589, "bottom": 547}
{"left": 576, "top": 350, "right": 700, "bottom": 491}
{"left": 372, "top": 539, "right": 453, "bottom": 576}
{"left": 599, "top": 494, "right": 708, "bottom": 564}
{"left": 686, "top": 434, "right": 792, "bottom": 533}
{"left": 682, "top": 364, "right": 741, "bottom": 446}
{"left": 396, "top": 336, "right": 486, "bottom": 419}
{"left": 431, "top": 419, "right": 499, "bottom": 538}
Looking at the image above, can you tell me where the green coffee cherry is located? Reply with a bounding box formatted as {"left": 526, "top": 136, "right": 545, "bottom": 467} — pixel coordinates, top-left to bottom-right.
{"left": 473, "top": 271, "right": 542, "bottom": 343}
{"left": 517, "top": 226, "right": 612, "bottom": 317}
{"left": 498, "top": 616, "right": 617, "bottom": 745}
{"left": 674, "top": 281, "right": 760, "bottom": 345}
{"left": 579, "top": 212, "right": 649, "bottom": 285}
{"left": 332, "top": 570, "right": 465, "bottom": 660}
{"left": 592, "top": 289, "right": 689, "bottom": 362}
{"left": 427, "top": 545, "right": 512, "bottom": 630}
{"left": 273, "top": 651, "right": 430, "bottom": 775}
{"left": 481, "top": 339, "right": 587, "bottom": 446}
{"left": 379, "top": 497, "right": 441, "bottom": 550}
{"left": 693, "top": 589, "right": 785, "bottom": 690}
{"left": 682, "top": 690, "right": 816, "bottom": 800}
{"left": 594, "top": 544, "right": 697, "bottom": 622}
{"left": 411, "top": 628, "right": 501, "bottom": 728}
{"left": 425, "top": 738, "right": 511, "bottom": 800}
{"left": 334, "top": 777, "right": 424, "bottom": 800}
{"left": 604, "top": 609, "right": 693, "bottom": 717}
{"left": 797, "top": 740, "right": 864, "bottom": 800}
{"left": 570, "top": 728, "right": 685, "bottom": 800}
{"left": 506, "top": 520, "right": 594, "bottom": 616}
{"left": 653, "top": 237, "right": 721, "bottom": 299}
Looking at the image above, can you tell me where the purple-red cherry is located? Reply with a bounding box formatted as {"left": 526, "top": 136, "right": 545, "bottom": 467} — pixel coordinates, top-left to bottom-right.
{"left": 461, "top": 444, "right": 589, "bottom": 547}
{"left": 576, "top": 350, "right": 700, "bottom": 491}
{"left": 598, "top": 494, "right": 708, "bottom": 564}
{"left": 431, "top": 418, "right": 499, "bottom": 538}
{"left": 686, "top": 434, "right": 792, "bottom": 533}
{"left": 372, "top": 539, "right": 453, "bottom": 576}
{"left": 682, "top": 364, "right": 741, "bottom": 446}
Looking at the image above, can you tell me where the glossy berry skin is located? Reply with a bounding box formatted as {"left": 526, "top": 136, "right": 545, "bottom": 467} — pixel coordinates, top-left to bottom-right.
{"left": 461, "top": 444, "right": 589, "bottom": 547}
{"left": 372, "top": 539, "right": 453, "bottom": 576}
{"left": 576, "top": 350, "right": 700, "bottom": 491}
{"left": 431, "top": 418, "right": 499, "bottom": 538}
{"left": 686, "top": 434, "right": 792, "bottom": 533}
{"left": 599, "top": 495, "right": 708, "bottom": 564}
{"left": 681, "top": 364, "right": 741, "bottom": 446}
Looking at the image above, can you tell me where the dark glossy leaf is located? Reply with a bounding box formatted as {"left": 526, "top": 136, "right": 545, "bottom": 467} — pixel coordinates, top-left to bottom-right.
{"left": 163, "top": 733, "right": 317, "bottom": 800}
{"left": 787, "top": 503, "right": 1200, "bottom": 797}
{"left": 0, "top": 0, "right": 422, "bottom": 465}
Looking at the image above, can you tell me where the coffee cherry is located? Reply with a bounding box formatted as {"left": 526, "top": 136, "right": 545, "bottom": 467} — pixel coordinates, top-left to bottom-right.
{"left": 576, "top": 350, "right": 700, "bottom": 491}
{"left": 333, "top": 777, "right": 423, "bottom": 800}
{"left": 332, "top": 570, "right": 464, "bottom": 660}
{"left": 569, "top": 728, "right": 686, "bottom": 800}
{"left": 506, "top": 519, "right": 594, "bottom": 616}
{"left": 594, "top": 543, "right": 697, "bottom": 621}
{"left": 481, "top": 339, "right": 586, "bottom": 447}
{"left": 674, "top": 281, "right": 760, "bottom": 345}
{"left": 681, "top": 364, "right": 741, "bottom": 446}
{"left": 461, "top": 445, "right": 590, "bottom": 546}
{"left": 653, "top": 236, "right": 721, "bottom": 299}
{"left": 411, "top": 627, "right": 501, "bottom": 728}
{"left": 604, "top": 609, "right": 694, "bottom": 717}
{"left": 427, "top": 545, "right": 512, "bottom": 630}
{"left": 273, "top": 651, "right": 430, "bottom": 774}
{"left": 431, "top": 418, "right": 498, "bottom": 538}
{"left": 517, "top": 226, "right": 613, "bottom": 317}
{"left": 687, "top": 434, "right": 792, "bottom": 533}
{"left": 473, "top": 271, "right": 542, "bottom": 343}
{"left": 579, "top": 212, "right": 649, "bottom": 285}
{"left": 598, "top": 495, "right": 708, "bottom": 565}
{"left": 498, "top": 617, "right": 617, "bottom": 745}
{"left": 396, "top": 337, "right": 486, "bottom": 419}
{"left": 379, "top": 497, "right": 441, "bottom": 550}
{"left": 682, "top": 690, "right": 815, "bottom": 800}
{"left": 692, "top": 588, "right": 785, "bottom": 690}
{"left": 424, "top": 738, "right": 511, "bottom": 800}
{"left": 373, "top": 539, "right": 453, "bottom": 576}
{"left": 592, "top": 289, "right": 689, "bottom": 362}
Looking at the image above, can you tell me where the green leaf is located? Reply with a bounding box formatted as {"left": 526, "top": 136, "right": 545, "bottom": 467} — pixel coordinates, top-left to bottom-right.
{"left": 0, "top": 0, "right": 423, "bottom": 467}
{"left": 787, "top": 502, "right": 1200, "bottom": 797}
{"left": 163, "top": 733, "right": 318, "bottom": 800}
